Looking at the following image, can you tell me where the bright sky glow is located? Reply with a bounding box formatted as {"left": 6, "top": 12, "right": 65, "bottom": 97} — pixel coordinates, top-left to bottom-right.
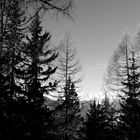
{"left": 42, "top": 0, "right": 140, "bottom": 99}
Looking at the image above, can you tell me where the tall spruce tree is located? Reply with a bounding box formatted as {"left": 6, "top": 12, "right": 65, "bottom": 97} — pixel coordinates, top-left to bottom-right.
{"left": 84, "top": 100, "right": 107, "bottom": 140}
{"left": 18, "top": 13, "right": 58, "bottom": 104}
{"left": 15, "top": 13, "right": 58, "bottom": 139}
{"left": 101, "top": 95, "right": 120, "bottom": 140}
{"left": 64, "top": 77, "right": 82, "bottom": 140}
{"left": 84, "top": 98, "right": 119, "bottom": 140}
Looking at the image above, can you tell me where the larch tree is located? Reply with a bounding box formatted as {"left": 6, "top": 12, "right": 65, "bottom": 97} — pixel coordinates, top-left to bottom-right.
{"left": 56, "top": 34, "right": 81, "bottom": 99}
{"left": 50, "top": 35, "right": 82, "bottom": 140}
{"left": 105, "top": 30, "right": 140, "bottom": 140}
{"left": 105, "top": 31, "right": 131, "bottom": 93}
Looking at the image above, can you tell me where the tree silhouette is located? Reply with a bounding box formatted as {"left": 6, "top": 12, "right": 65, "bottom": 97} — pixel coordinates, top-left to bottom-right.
{"left": 0, "top": 0, "right": 76, "bottom": 139}
{"left": 0, "top": 0, "right": 28, "bottom": 139}
{"left": 51, "top": 76, "right": 82, "bottom": 140}
{"left": 14, "top": 13, "right": 58, "bottom": 139}
{"left": 85, "top": 100, "right": 107, "bottom": 140}
{"left": 49, "top": 35, "right": 82, "bottom": 140}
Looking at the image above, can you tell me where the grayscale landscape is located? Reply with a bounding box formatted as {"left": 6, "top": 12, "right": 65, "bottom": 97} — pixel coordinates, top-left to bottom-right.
{"left": 1, "top": 0, "right": 140, "bottom": 139}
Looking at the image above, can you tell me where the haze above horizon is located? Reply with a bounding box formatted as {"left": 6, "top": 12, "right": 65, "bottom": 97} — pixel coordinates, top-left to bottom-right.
{"left": 42, "top": 0, "right": 140, "bottom": 100}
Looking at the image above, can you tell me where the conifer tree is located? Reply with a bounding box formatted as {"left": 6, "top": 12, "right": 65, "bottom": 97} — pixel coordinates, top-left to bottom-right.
{"left": 101, "top": 95, "right": 120, "bottom": 140}
{"left": 56, "top": 34, "right": 81, "bottom": 122}
{"left": 57, "top": 35, "right": 81, "bottom": 84}
{"left": 51, "top": 35, "right": 82, "bottom": 140}
{"left": 105, "top": 30, "right": 140, "bottom": 140}
{"left": 17, "top": 13, "right": 58, "bottom": 104}
{"left": 51, "top": 76, "right": 82, "bottom": 140}
{"left": 0, "top": 0, "right": 25, "bottom": 98}
{"left": 0, "top": 0, "right": 28, "bottom": 139}
{"left": 0, "top": 0, "right": 74, "bottom": 139}
{"left": 84, "top": 100, "right": 107, "bottom": 140}
{"left": 14, "top": 13, "right": 58, "bottom": 139}
{"left": 63, "top": 77, "right": 82, "bottom": 140}
{"left": 84, "top": 98, "right": 119, "bottom": 140}
{"left": 118, "top": 46, "right": 140, "bottom": 140}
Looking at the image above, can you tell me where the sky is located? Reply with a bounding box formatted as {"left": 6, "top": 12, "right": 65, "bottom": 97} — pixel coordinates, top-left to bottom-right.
{"left": 42, "top": 0, "right": 140, "bottom": 100}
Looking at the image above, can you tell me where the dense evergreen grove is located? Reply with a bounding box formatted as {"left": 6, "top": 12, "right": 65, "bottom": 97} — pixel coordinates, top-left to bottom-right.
{"left": 2, "top": 0, "right": 140, "bottom": 140}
